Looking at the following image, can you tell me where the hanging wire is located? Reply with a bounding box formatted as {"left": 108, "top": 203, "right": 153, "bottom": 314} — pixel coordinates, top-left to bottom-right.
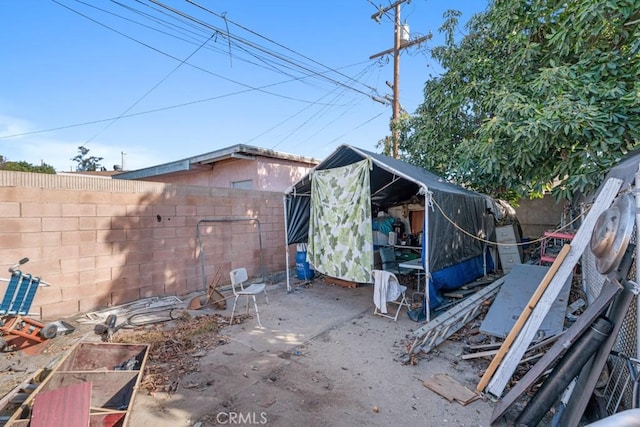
{"left": 429, "top": 196, "right": 588, "bottom": 247}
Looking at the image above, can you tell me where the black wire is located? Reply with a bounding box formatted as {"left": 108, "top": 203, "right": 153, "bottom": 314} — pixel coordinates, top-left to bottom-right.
{"left": 152, "top": 0, "right": 380, "bottom": 99}
{"left": 83, "top": 30, "right": 216, "bottom": 146}
{"left": 24, "top": 0, "right": 391, "bottom": 150}
{"left": 187, "top": 0, "right": 381, "bottom": 95}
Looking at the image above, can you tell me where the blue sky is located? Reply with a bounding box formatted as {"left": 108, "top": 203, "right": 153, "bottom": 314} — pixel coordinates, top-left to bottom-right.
{"left": 0, "top": 1, "right": 487, "bottom": 172}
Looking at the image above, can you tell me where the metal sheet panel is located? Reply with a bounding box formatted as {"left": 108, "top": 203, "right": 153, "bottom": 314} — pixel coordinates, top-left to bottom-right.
{"left": 480, "top": 264, "right": 572, "bottom": 339}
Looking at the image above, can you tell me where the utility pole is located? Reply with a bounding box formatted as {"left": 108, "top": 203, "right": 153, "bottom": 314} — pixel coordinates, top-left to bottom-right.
{"left": 370, "top": 1, "right": 432, "bottom": 159}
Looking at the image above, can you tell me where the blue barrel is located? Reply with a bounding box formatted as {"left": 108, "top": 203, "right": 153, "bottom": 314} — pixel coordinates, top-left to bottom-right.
{"left": 296, "top": 249, "right": 314, "bottom": 280}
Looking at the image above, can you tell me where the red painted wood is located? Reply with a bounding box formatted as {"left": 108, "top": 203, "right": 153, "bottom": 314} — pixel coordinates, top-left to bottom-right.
{"left": 31, "top": 382, "right": 91, "bottom": 427}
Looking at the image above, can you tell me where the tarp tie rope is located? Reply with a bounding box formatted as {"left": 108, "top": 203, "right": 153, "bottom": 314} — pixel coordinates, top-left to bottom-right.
{"left": 430, "top": 196, "right": 591, "bottom": 247}
{"left": 425, "top": 190, "right": 435, "bottom": 212}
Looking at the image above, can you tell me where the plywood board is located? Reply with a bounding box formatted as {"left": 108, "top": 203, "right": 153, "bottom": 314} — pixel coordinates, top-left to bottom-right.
{"left": 30, "top": 382, "right": 91, "bottom": 427}
{"left": 422, "top": 374, "right": 479, "bottom": 406}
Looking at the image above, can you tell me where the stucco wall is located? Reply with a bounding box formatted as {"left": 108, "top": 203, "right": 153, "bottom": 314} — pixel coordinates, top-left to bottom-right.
{"left": 0, "top": 171, "right": 287, "bottom": 320}
{"left": 143, "top": 157, "right": 314, "bottom": 192}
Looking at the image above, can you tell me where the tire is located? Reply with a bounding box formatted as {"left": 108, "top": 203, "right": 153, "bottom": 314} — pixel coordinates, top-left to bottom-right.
{"left": 39, "top": 323, "right": 58, "bottom": 339}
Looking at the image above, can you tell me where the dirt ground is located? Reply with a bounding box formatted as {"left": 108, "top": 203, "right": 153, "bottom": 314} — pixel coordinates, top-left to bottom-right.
{"left": 0, "top": 276, "right": 520, "bottom": 426}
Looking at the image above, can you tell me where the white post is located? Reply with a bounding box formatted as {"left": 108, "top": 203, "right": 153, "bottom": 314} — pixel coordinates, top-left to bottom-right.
{"left": 423, "top": 186, "right": 431, "bottom": 322}
{"left": 283, "top": 196, "right": 292, "bottom": 293}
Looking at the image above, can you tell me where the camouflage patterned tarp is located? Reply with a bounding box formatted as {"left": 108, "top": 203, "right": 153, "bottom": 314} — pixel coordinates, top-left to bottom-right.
{"left": 308, "top": 158, "right": 373, "bottom": 283}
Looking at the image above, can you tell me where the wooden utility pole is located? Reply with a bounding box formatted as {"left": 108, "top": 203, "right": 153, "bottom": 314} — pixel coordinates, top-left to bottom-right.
{"left": 370, "top": 1, "right": 432, "bottom": 159}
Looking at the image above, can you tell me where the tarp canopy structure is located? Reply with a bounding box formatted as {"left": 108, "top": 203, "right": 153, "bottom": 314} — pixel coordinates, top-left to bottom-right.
{"left": 284, "top": 145, "right": 498, "bottom": 307}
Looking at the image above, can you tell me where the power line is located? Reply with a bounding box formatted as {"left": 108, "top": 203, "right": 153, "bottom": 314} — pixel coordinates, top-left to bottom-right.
{"left": 323, "top": 112, "right": 387, "bottom": 148}
{"left": 51, "top": 0, "right": 342, "bottom": 106}
{"left": 187, "top": 0, "right": 381, "bottom": 95}
{"left": 150, "top": 0, "right": 381, "bottom": 100}
{"left": 24, "top": 1, "right": 391, "bottom": 155}
{"left": 0, "top": 60, "right": 370, "bottom": 140}
{"left": 82, "top": 29, "right": 216, "bottom": 146}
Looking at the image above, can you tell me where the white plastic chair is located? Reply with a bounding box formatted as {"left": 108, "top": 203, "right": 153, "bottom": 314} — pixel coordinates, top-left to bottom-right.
{"left": 229, "top": 268, "right": 269, "bottom": 328}
{"left": 372, "top": 269, "right": 409, "bottom": 321}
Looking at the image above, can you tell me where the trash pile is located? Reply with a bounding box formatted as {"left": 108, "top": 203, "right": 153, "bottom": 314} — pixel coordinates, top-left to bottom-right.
{"left": 113, "top": 312, "right": 249, "bottom": 395}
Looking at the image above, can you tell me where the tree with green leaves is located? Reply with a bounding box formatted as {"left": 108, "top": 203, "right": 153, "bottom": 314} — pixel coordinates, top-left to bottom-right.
{"left": 72, "top": 146, "right": 104, "bottom": 172}
{"left": 0, "top": 155, "right": 56, "bottom": 174}
{"left": 400, "top": 0, "right": 640, "bottom": 201}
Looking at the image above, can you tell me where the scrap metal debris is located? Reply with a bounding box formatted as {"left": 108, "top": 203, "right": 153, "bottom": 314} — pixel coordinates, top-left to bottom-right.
{"left": 112, "top": 312, "right": 249, "bottom": 394}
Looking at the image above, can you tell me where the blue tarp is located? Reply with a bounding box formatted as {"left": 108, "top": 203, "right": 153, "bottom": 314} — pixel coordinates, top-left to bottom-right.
{"left": 425, "top": 250, "right": 495, "bottom": 310}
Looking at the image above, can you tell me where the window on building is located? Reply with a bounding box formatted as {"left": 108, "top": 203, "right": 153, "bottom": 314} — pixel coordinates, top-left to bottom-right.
{"left": 231, "top": 179, "right": 253, "bottom": 190}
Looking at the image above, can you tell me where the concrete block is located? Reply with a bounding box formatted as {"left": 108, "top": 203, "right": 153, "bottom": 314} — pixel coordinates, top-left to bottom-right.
{"left": 62, "top": 203, "right": 96, "bottom": 217}
{"left": 42, "top": 217, "right": 77, "bottom": 232}
{"left": 39, "top": 299, "right": 80, "bottom": 321}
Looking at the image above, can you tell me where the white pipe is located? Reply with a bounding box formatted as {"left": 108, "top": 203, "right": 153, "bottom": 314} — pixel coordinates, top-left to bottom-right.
{"left": 423, "top": 185, "right": 430, "bottom": 323}
{"left": 283, "top": 196, "right": 291, "bottom": 293}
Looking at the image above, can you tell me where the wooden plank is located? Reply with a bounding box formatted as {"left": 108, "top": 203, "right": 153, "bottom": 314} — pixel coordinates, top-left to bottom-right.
{"left": 490, "top": 278, "right": 621, "bottom": 424}
{"left": 476, "top": 244, "right": 570, "bottom": 391}
{"left": 463, "top": 333, "right": 561, "bottom": 361}
{"left": 422, "top": 374, "right": 479, "bottom": 405}
{"left": 485, "top": 177, "right": 623, "bottom": 397}
{"left": 30, "top": 382, "right": 91, "bottom": 427}
{"left": 89, "top": 412, "right": 126, "bottom": 427}
{"left": 443, "top": 289, "right": 475, "bottom": 298}
{"left": 0, "top": 369, "right": 42, "bottom": 412}
{"left": 323, "top": 276, "right": 358, "bottom": 288}
{"left": 462, "top": 349, "right": 497, "bottom": 360}
{"left": 466, "top": 342, "right": 502, "bottom": 351}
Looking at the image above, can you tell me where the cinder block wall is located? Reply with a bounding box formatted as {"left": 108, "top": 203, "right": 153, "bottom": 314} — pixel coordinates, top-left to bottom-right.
{"left": 0, "top": 171, "right": 286, "bottom": 320}
{"left": 515, "top": 196, "right": 567, "bottom": 238}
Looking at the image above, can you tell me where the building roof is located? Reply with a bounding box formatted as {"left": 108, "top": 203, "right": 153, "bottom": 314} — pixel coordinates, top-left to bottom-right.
{"left": 114, "top": 144, "right": 320, "bottom": 180}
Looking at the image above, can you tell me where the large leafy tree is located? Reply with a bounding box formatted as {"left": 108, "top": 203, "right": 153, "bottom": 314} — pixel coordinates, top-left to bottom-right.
{"left": 400, "top": 0, "right": 640, "bottom": 201}
{"left": 0, "top": 155, "right": 55, "bottom": 174}
{"left": 72, "top": 146, "right": 104, "bottom": 172}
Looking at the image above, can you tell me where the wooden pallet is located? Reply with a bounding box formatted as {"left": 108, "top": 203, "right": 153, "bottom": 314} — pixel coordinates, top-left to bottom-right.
{"left": 323, "top": 276, "right": 359, "bottom": 288}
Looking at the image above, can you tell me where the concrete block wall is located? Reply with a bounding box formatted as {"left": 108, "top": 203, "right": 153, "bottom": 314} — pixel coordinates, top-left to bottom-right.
{"left": 515, "top": 196, "right": 567, "bottom": 238}
{"left": 0, "top": 171, "right": 286, "bottom": 320}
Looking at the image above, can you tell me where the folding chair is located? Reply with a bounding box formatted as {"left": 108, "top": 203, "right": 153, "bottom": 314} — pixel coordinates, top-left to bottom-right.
{"left": 372, "top": 269, "right": 409, "bottom": 321}
{"left": 229, "top": 268, "right": 269, "bottom": 328}
{"left": 379, "top": 246, "right": 412, "bottom": 276}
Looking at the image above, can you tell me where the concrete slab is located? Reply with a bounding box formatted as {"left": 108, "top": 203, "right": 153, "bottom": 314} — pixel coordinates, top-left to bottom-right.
{"left": 0, "top": 278, "right": 512, "bottom": 426}
{"left": 126, "top": 280, "right": 509, "bottom": 427}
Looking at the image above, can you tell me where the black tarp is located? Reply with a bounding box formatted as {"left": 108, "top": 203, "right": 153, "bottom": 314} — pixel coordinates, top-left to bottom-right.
{"left": 284, "top": 145, "right": 497, "bottom": 273}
